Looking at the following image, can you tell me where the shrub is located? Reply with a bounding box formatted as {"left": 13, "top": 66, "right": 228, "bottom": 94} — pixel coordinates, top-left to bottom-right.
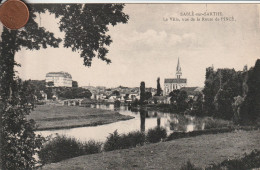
{"left": 103, "top": 130, "right": 121, "bottom": 151}
{"left": 146, "top": 127, "right": 167, "bottom": 143}
{"left": 166, "top": 128, "right": 233, "bottom": 141}
{"left": 120, "top": 131, "right": 145, "bottom": 149}
{"left": 206, "top": 149, "right": 260, "bottom": 170}
{"left": 103, "top": 130, "right": 145, "bottom": 151}
{"left": 38, "top": 135, "right": 84, "bottom": 164}
{"left": 180, "top": 160, "right": 201, "bottom": 170}
{"left": 203, "top": 117, "right": 233, "bottom": 130}
{"left": 83, "top": 140, "right": 102, "bottom": 154}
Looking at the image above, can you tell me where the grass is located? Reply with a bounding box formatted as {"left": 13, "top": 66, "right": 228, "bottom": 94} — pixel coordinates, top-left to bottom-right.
{"left": 28, "top": 105, "right": 133, "bottom": 130}
{"left": 41, "top": 130, "right": 260, "bottom": 170}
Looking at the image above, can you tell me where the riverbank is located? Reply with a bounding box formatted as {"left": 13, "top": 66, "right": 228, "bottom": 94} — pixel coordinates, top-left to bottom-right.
{"left": 40, "top": 129, "right": 260, "bottom": 169}
{"left": 28, "top": 105, "right": 134, "bottom": 130}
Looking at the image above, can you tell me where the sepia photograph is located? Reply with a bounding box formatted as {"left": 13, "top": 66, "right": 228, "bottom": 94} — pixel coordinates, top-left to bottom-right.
{"left": 0, "top": 2, "right": 260, "bottom": 170}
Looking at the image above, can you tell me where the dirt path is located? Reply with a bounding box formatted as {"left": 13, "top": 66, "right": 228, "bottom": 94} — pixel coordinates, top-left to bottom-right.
{"left": 41, "top": 130, "right": 260, "bottom": 170}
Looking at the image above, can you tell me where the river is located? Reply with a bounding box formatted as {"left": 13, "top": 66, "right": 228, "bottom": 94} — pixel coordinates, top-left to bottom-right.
{"left": 36, "top": 104, "right": 206, "bottom": 142}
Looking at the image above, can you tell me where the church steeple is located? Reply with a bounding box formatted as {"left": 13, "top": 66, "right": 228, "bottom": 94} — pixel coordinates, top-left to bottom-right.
{"left": 176, "top": 58, "right": 182, "bottom": 79}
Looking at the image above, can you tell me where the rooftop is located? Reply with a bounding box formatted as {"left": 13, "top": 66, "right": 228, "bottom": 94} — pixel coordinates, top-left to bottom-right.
{"left": 46, "top": 71, "right": 72, "bottom": 78}
{"left": 164, "top": 78, "right": 187, "bottom": 84}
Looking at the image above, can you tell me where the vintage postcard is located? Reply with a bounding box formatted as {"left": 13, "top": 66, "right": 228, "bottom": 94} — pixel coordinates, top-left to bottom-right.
{"left": 0, "top": 3, "right": 260, "bottom": 170}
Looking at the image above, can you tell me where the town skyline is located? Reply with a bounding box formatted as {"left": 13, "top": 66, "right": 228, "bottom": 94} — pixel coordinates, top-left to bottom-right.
{"left": 13, "top": 4, "right": 260, "bottom": 88}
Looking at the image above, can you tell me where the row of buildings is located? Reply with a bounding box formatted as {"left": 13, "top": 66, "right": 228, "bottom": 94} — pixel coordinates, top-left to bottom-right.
{"left": 44, "top": 58, "right": 202, "bottom": 104}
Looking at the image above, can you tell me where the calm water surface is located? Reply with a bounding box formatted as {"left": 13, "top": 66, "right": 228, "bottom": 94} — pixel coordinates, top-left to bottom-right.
{"left": 36, "top": 104, "right": 205, "bottom": 142}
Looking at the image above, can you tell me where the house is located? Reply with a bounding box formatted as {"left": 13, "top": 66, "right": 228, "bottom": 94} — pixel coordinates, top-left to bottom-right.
{"left": 45, "top": 71, "right": 72, "bottom": 87}
{"left": 164, "top": 58, "right": 187, "bottom": 96}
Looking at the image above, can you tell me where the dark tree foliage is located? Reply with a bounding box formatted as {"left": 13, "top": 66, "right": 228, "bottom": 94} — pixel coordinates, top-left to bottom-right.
{"left": 57, "top": 87, "right": 92, "bottom": 99}
{"left": 72, "top": 81, "right": 78, "bottom": 88}
{"left": 144, "top": 92, "right": 152, "bottom": 100}
{"left": 202, "top": 67, "right": 216, "bottom": 116}
{"left": 112, "top": 90, "right": 120, "bottom": 96}
{"left": 240, "top": 59, "right": 260, "bottom": 124}
{"left": 213, "top": 69, "right": 243, "bottom": 120}
{"left": 0, "top": 4, "right": 128, "bottom": 169}
{"left": 169, "top": 89, "right": 180, "bottom": 103}
{"left": 191, "top": 93, "right": 204, "bottom": 116}
{"left": 140, "top": 81, "right": 146, "bottom": 104}
{"left": 0, "top": 79, "right": 45, "bottom": 169}
{"left": 41, "top": 4, "right": 129, "bottom": 66}
{"left": 47, "top": 81, "right": 54, "bottom": 87}
{"left": 169, "top": 89, "right": 188, "bottom": 112}
{"left": 27, "top": 80, "right": 46, "bottom": 100}
{"left": 177, "top": 90, "right": 188, "bottom": 112}
{"left": 202, "top": 67, "right": 244, "bottom": 120}
{"left": 155, "top": 77, "right": 162, "bottom": 96}
{"left": 124, "top": 94, "right": 129, "bottom": 100}
{"left": 0, "top": 6, "right": 60, "bottom": 168}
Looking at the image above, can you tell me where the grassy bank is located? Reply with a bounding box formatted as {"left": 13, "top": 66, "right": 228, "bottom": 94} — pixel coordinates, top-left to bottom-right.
{"left": 40, "top": 129, "right": 260, "bottom": 170}
{"left": 28, "top": 105, "right": 134, "bottom": 130}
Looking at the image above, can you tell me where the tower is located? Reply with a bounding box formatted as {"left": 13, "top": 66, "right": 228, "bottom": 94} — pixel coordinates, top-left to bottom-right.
{"left": 176, "top": 58, "right": 182, "bottom": 79}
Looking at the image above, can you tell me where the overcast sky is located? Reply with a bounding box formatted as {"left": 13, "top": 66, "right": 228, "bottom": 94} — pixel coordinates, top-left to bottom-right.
{"left": 13, "top": 4, "right": 260, "bottom": 88}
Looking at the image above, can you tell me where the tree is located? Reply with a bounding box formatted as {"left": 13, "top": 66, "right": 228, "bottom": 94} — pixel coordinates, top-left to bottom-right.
{"left": 47, "top": 81, "right": 54, "bottom": 87}
{"left": 140, "top": 81, "right": 146, "bottom": 104}
{"left": 169, "top": 89, "right": 180, "bottom": 103}
{"left": 191, "top": 93, "right": 204, "bottom": 116}
{"left": 169, "top": 89, "right": 188, "bottom": 112}
{"left": 0, "top": 4, "right": 128, "bottom": 169}
{"left": 112, "top": 90, "right": 120, "bottom": 96}
{"left": 202, "top": 67, "right": 244, "bottom": 118}
{"left": 155, "top": 77, "right": 162, "bottom": 96}
{"left": 176, "top": 90, "right": 188, "bottom": 111}
{"left": 240, "top": 59, "right": 260, "bottom": 124}
{"left": 72, "top": 81, "right": 78, "bottom": 88}
{"left": 202, "top": 67, "right": 216, "bottom": 116}
{"left": 144, "top": 92, "right": 152, "bottom": 100}
{"left": 124, "top": 94, "right": 130, "bottom": 101}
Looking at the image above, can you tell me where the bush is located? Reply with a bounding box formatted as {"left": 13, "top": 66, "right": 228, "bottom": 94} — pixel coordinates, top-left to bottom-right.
{"left": 180, "top": 150, "right": 260, "bottom": 170}
{"left": 103, "top": 130, "right": 145, "bottom": 151}
{"left": 203, "top": 117, "right": 233, "bottom": 130}
{"left": 206, "top": 149, "right": 260, "bottom": 170}
{"left": 83, "top": 140, "right": 102, "bottom": 154}
{"left": 120, "top": 131, "right": 145, "bottom": 149}
{"left": 146, "top": 127, "right": 167, "bottom": 143}
{"left": 38, "top": 135, "right": 84, "bottom": 164}
{"left": 103, "top": 130, "right": 121, "bottom": 151}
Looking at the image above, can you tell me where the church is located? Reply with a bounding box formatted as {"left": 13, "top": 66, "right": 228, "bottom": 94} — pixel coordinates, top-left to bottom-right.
{"left": 164, "top": 58, "right": 187, "bottom": 96}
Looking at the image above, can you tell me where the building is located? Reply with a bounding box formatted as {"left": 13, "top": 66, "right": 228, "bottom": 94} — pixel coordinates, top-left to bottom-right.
{"left": 45, "top": 71, "right": 72, "bottom": 87}
{"left": 164, "top": 58, "right": 187, "bottom": 95}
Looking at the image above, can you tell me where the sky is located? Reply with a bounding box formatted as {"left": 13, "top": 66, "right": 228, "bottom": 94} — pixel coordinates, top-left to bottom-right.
{"left": 12, "top": 4, "right": 260, "bottom": 88}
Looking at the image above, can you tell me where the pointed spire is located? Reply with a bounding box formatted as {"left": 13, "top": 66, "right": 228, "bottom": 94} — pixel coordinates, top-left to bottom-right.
{"left": 176, "top": 57, "right": 180, "bottom": 71}
{"left": 176, "top": 57, "right": 182, "bottom": 79}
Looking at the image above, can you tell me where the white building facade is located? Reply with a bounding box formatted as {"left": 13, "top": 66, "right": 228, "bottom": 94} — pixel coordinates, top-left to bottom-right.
{"left": 164, "top": 58, "right": 187, "bottom": 96}
{"left": 45, "top": 71, "right": 72, "bottom": 87}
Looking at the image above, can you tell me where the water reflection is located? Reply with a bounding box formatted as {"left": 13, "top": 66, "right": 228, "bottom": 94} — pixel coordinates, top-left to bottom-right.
{"left": 37, "top": 104, "right": 206, "bottom": 142}
{"left": 140, "top": 109, "right": 147, "bottom": 132}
